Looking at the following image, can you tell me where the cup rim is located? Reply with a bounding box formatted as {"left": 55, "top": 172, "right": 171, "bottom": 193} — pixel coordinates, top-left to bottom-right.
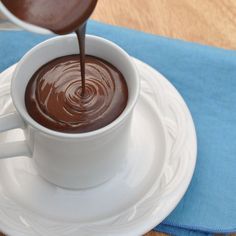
{"left": 11, "top": 35, "right": 140, "bottom": 139}
{"left": 0, "top": 2, "right": 52, "bottom": 34}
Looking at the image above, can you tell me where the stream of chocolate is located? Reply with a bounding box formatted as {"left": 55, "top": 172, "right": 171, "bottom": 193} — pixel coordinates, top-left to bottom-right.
{"left": 3, "top": 0, "right": 129, "bottom": 133}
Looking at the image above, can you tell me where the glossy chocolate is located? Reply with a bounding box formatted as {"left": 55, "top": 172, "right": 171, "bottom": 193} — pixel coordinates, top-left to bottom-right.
{"left": 4, "top": 0, "right": 129, "bottom": 133}
{"left": 25, "top": 55, "right": 128, "bottom": 133}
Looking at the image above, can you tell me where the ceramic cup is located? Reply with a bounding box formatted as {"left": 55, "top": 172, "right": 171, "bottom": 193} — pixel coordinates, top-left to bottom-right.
{"left": 0, "top": 35, "right": 140, "bottom": 189}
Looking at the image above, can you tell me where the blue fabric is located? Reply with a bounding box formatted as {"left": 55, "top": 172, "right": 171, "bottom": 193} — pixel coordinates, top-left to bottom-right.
{"left": 0, "top": 21, "right": 236, "bottom": 236}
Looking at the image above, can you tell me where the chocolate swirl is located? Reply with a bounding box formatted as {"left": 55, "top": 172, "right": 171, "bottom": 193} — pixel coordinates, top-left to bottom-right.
{"left": 25, "top": 55, "right": 128, "bottom": 133}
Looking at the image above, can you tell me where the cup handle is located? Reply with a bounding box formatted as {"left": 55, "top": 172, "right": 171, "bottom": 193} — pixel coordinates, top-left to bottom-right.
{"left": 0, "top": 112, "right": 32, "bottom": 159}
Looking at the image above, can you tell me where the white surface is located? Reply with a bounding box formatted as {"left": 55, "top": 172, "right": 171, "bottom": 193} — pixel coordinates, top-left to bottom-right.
{"left": 0, "top": 59, "right": 197, "bottom": 236}
{"left": 7, "top": 35, "right": 140, "bottom": 189}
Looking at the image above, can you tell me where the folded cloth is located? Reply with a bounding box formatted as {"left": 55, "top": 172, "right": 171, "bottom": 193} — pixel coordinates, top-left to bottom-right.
{"left": 0, "top": 20, "right": 236, "bottom": 236}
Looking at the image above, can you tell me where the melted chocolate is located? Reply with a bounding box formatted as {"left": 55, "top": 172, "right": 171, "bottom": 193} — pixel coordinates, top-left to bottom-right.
{"left": 25, "top": 55, "right": 128, "bottom": 133}
{"left": 1, "top": 0, "right": 98, "bottom": 34}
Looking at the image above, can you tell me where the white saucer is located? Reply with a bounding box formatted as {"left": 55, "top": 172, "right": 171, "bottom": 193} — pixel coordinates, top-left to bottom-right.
{"left": 0, "top": 58, "right": 197, "bottom": 236}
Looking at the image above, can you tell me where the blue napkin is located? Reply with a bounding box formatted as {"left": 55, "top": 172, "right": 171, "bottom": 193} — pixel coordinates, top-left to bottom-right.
{"left": 0, "top": 21, "right": 236, "bottom": 236}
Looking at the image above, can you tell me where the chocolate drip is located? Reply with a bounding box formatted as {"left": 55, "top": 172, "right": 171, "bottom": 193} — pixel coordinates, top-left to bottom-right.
{"left": 3, "top": 0, "right": 129, "bottom": 133}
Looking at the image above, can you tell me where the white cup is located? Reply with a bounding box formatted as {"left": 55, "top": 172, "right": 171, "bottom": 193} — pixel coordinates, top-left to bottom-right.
{"left": 0, "top": 2, "right": 52, "bottom": 34}
{"left": 0, "top": 35, "right": 140, "bottom": 189}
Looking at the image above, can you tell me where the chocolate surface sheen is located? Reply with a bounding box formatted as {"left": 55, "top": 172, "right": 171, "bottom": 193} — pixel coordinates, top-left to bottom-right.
{"left": 25, "top": 55, "right": 128, "bottom": 133}
{"left": 1, "top": 0, "right": 97, "bottom": 34}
